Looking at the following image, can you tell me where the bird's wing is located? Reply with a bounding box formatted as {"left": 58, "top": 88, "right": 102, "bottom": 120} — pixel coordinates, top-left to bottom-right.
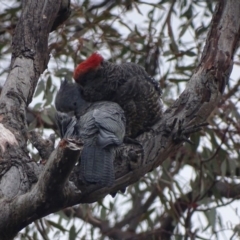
{"left": 92, "top": 105, "right": 126, "bottom": 148}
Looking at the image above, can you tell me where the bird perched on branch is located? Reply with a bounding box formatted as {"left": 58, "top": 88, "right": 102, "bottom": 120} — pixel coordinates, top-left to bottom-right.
{"left": 73, "top": 52, "right": 163, "bottom": 138}
{"left": 55, "top": 80, "right": 126, "bottom": 187}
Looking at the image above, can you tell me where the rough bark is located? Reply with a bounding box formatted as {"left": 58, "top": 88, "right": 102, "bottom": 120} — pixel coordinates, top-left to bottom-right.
{"left": 0, "top": 0, "right": 70, "bottom": 238}
{"left": 0, "top": 0, "right": 239, "bottom": 239}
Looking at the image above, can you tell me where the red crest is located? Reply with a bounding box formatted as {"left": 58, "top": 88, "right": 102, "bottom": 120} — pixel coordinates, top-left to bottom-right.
{"left": 73, "top": 53, "right": 103, "bottom": 82}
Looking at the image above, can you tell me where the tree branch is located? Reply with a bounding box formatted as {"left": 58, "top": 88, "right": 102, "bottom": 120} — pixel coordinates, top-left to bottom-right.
{"left": 0, "top": 139, "right": 81, "bottom": 240}
{"left": 37, "top": 139, "right": 82, "bottom": 195}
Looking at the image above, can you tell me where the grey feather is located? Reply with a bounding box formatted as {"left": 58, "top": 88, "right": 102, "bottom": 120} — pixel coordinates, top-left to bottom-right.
{"left": 81, "top": 146, "right": 114, "bottom": 187}
{"left": 77, "top": 101, "right": 126, "bottom": 186}
{"left": 55, "top": 80, "right": 126, "bottom": 187}
{"left": 55, "top": 112, "right": 78, "bottom": 138}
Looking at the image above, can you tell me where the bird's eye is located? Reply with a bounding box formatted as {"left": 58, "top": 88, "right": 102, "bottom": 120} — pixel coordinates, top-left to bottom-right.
{"left": 73, "top": 102, "right": 77, "bottom": 106}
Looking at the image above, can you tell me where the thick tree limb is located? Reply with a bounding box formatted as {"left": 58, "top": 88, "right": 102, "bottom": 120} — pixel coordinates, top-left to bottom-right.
{"left": 0, "top": 0, "right": 73, "bottom": 239}
{"left": 0, "top": 0, "right": 62, "bottom": 199}
{"left": 0, "top": 88, "right": 56, "bottom": 130}
{"left": 0, "top": 139, "right": 81, "bottom": 240}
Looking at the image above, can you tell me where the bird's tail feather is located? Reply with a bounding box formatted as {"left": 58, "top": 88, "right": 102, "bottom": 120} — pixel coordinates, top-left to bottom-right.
{"left": 81, "top": 145, "right": 114, "bottom": 187}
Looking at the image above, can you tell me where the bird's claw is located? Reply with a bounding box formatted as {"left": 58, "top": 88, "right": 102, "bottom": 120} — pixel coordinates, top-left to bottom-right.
{"left": 167, "top": 118, "right": 208, "bottom": 145}
{"left": 124, "top": 136, "right": 144, "bottom": 157}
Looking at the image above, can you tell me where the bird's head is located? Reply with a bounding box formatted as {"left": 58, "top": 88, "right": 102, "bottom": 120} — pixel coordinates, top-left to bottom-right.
{"left": 73, "top": 53, "right": 115, "bottom": 101}
{"left": 55, "top": 79, "right": 88, "bottom": 116}
{"left": 73, "top": 52, "right": 104, "bottom": 85}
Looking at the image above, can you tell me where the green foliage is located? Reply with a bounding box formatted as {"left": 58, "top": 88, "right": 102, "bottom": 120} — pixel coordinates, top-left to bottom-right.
{"left": 1, "top": 0, "right": 240, "bottom": 239}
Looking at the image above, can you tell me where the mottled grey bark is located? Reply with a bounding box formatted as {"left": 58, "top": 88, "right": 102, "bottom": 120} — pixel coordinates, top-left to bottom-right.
{"left": 0, "top": 0, "right": 71, "bottom": 239}
{"left": 0, "top": 0, "right": 239, "bottom": 239}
